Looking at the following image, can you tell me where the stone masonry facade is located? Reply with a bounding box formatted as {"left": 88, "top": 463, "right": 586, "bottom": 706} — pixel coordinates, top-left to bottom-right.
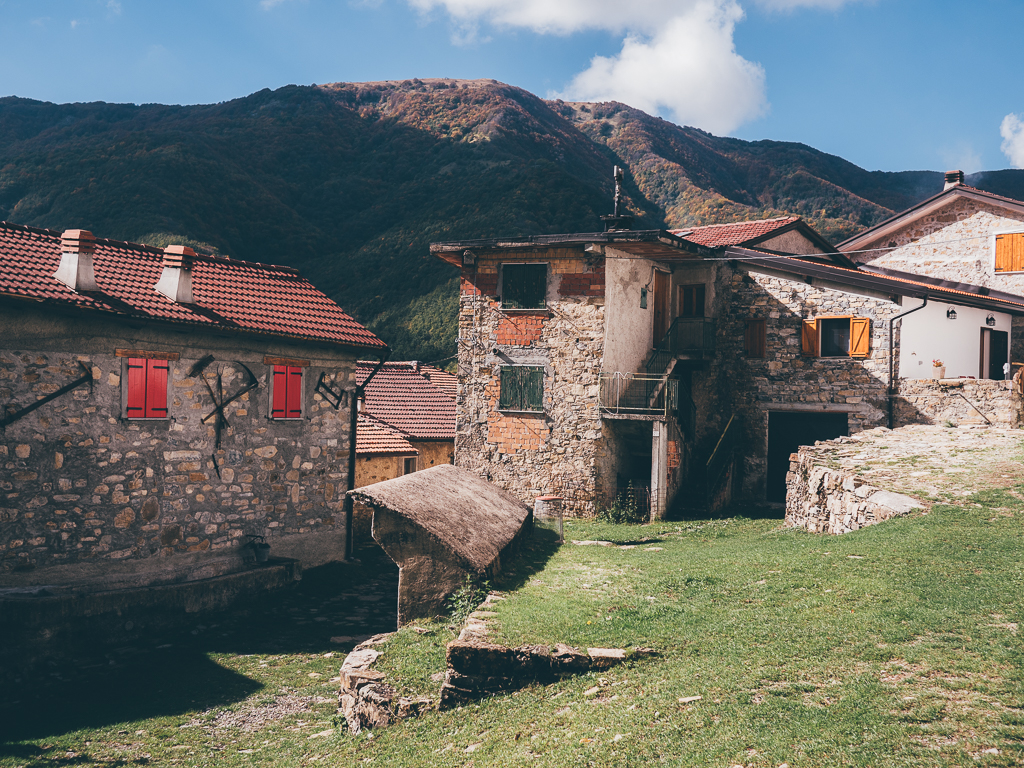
{"left": 1, "top": 331, "right": 355, "bottom": 576}
{"left": 456, "top": 248, "right": 605, "bottom": 515}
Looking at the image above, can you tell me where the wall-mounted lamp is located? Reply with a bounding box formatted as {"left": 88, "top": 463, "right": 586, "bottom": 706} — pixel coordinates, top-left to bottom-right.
{"left": 640, "top": 285, "right": 648, "bottom": 309}
{"left": 946, "top": 308, "right": 958, "bottom": 320}
{"left": 462, "top": 249, "right": 476, "bottom": 267}
{"left": 986, "top": 314, "right": 996, "bottom": 327}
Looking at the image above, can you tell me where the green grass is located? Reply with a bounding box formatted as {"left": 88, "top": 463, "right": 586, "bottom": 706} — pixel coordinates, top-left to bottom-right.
{"left": 4, "top": 493, "right": 1024, "bottom": 767}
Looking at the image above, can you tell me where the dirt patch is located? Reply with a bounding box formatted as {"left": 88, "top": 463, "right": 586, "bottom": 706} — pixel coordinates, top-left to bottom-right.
{"left": 182, "top": 694, "right": 335, "bottom": 733}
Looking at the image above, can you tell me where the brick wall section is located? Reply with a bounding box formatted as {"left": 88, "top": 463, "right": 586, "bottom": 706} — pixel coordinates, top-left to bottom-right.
{"left": 495, "top": 313, "right": 546, "bottom": 346}
{"left": 0, "top": 348, "right": 353, "bottom": 573}
{"left": 456, "top": 247, "right": 605, "bottom": 516}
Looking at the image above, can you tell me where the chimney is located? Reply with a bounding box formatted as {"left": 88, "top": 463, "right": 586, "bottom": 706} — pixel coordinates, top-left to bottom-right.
{"left": 155, "top": 245, "right": 195, "bottom": 303}
{"left": 944, "top": 169, "right": 965, "bottom": 191}
{"left": 53, "top": 229, "right": 98, "bottom": 292}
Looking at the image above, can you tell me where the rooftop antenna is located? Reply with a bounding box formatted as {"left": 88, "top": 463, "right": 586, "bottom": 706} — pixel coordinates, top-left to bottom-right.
{"left": 601, "top": 165, "right": 633, "bottom": 232}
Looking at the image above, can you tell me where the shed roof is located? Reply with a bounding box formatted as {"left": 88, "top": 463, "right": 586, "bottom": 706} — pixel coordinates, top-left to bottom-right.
{"left": 0, "top": 221, "right": 386, "bottom": 350}
{"left": 356, "top": 415, "right": 418, "bottom": 456}
{"left": 348, "top": 464, "right": 531, "bottom": 573}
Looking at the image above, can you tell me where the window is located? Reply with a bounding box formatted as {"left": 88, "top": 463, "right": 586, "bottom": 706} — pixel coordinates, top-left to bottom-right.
{"left": 125, "top": 358, "right": 169, "bottom": 418}
{"left": 995, "top": 232, "right": 1024, "bottom": 272}
{"left": 271, "top": 365, "right": 303, "bottom": 419}
{"left": 677, "top": 284, "right": 705, "bottom": 318}
{"left": 501, "top": 263, "right": 547, "bottom": 309}
{"left": 403, "top": 457, "right": 417, "bottom": 475}
{"left": 801, "top": 317, "right": 870, "bottom": 358}
{"left": 498, "top": 366, "right": 544, "bottom": 412}
{"left": 744, "top": 318, "right": 766, "bottom": 358}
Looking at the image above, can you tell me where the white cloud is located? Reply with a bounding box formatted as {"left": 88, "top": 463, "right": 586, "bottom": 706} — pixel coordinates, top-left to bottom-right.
{"left": 939, "top": 143, "right": 982, "bottom": 175}
{"left": 556, "top": 2, "right": 766, "bottom": 135}
{"left": 753, "top": 0, "right": 870, "bottom": 10}
{"left": 260, "top": 0, "right": 290, "bottom": 8}
{"left": 1001, "top": 113, "right": 1024, "bottom": 169}
{"left": 106, "top": 0, "right": 122, "bottom": 14}
{"left": 70, "top": 19, "right": 79, "bottom": 28}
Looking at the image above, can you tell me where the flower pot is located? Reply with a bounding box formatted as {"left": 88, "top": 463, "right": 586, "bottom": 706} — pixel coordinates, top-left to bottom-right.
{"left": 253, "top": 542, "right": 271, "bottom": 563}
{"left": 932, "top": 366, "right": 945, "bottom": 380}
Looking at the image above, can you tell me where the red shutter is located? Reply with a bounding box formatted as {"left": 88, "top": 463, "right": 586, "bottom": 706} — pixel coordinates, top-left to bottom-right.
{"left": 145, "top": 359, "right": 169, "bottom": 417}
{"left": 126, "top": 358, "right": 147, "bottom": 416}
{"left": 286, "top": 367, "right": 303, "bottom": 418}
{"left": 272, "top": 365, "right": 287, "bottom": 417}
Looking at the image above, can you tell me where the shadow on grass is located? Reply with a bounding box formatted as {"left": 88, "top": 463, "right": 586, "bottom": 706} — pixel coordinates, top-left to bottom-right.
{"left": 491, "top": 527, "right": 563, "bottom": 593}
{"left": 0, "top": 541, "right": 399, "bottom": 746}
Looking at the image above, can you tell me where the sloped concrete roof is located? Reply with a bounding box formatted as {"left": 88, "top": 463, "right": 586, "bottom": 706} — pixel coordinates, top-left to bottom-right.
{"left": 348, "top": 465, "right": 530, "bottom": 572}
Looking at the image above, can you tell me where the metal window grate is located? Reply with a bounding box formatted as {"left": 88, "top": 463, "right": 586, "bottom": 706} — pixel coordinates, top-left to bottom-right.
{"left": 501, "top": 264, "right": 547, "bottom": 309}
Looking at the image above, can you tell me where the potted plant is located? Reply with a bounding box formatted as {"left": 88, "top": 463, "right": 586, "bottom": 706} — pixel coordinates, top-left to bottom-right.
{"left": 247, "top": 534, "right": 271, "bottom": 563}
{"left": 932, "top": 359, "right": 946, "bottom": 379}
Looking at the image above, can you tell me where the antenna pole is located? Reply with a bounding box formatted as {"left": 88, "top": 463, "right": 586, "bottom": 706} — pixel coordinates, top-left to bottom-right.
{"left": 613, "top": 165, "right": 623, "bottom": 217}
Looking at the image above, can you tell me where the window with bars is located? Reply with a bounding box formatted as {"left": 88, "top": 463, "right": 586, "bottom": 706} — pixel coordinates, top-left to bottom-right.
{"left": 125, "top": 358, "right": 169, "bottom": 418}
{"left": 271, "top": 365, "right": 303, "bottom": 419}
{"left": 501, "top": 263, "right": 547, "bottom": 309}
{"left": 498, "top": 366, "right": 544, "bottom": 412}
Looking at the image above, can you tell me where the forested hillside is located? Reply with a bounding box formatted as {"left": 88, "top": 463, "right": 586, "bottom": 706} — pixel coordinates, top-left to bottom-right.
{"left": 1, "top": 79, "right": 1020, "bottom": 359}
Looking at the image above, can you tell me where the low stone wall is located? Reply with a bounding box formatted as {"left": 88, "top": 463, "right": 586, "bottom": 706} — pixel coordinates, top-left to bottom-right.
{"left": 785, "top": 436, "right": 924, "bottom": 534}
{"left": 895, "top": 375, "right": 1023, "bottom": 428}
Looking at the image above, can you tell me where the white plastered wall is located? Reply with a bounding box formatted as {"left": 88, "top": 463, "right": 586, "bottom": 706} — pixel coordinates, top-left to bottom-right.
{"left": 899, "top": 300, "right": 1011, "bottom": 379}
{"left": 603, "top": 253, "right": 656, "bottom": 375}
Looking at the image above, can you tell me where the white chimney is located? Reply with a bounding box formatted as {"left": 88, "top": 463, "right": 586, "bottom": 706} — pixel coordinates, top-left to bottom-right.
{"left": 944, "top": 170, "right": 965, "bottom": 191}
{"left": 155, "top": 245, "right": 196, "bottom": 304}
{"left": 53, "top": 229, "right": 98, "bottom": 292}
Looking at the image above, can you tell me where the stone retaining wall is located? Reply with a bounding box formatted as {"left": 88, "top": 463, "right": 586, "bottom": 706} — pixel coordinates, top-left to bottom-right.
{"left": 895, "top": 375, "right": 1023, "bottom": 428}
{"left": 785, "top": 434, "right": 924, "bottom": 534}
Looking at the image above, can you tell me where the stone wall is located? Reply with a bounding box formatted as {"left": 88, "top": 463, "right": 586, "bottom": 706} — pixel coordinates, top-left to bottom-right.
{"left": 456, "top": 247, "right": 606, "bottom": 515}
{"left": 895, "top": 375, "right": 1023, "bottom": 428}
{"left": 0, "top": 305, "right": 356, "bottom": 583}
{"left": 784, "top": 435, "right": 924, "bottom": 534}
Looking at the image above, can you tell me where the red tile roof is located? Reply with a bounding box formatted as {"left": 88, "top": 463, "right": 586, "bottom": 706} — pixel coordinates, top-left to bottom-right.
{"left": 670, "top": 216, "right": 799, "bottom": 248}
{"left": 356, "top": 415, "right": 417, "bottom": 456}
{"left": 0, "top": 221, "right": 386, "bottom": 350}
{"left": 357, "top": 361, "right": 456, "bottom": 441}
{"left": 419, "top": 365, "right": 458, "bottom": 398}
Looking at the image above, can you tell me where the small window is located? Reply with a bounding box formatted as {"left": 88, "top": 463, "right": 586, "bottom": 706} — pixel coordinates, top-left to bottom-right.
{"left": 744, "top": 318, "right": 766, "bottom": 358}
{"left": 678, "top": 284, "right": 705, "bottom": 318}
{"left": 271, "top": 365, "right": 303, "bottom": 419}
{"left": 125, "top": 358, "right": 169, "bottom": 418}
{"left": 403, "top": 457, "right": 417, "bottom": 475}
{"left": 802, "top": 317, "right": 870, "bottom": 358}
{"left": 498, "top": 366, "right": 544, "bottom": 412}
{"left": 501, "top": 263, "right": 547, "bottom": 309}
{"left": 995, "top": 232, "right": 1024, "bottom": 272}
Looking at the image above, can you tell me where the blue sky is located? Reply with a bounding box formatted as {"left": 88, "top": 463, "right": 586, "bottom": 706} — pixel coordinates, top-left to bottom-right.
{"left": 2, "top": 0, "right": 1024, "bottom": 174}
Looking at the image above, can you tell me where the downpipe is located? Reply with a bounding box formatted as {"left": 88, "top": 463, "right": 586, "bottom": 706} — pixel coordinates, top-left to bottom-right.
{"left": 888, "top": 296, "right": 927, "bottom": 429}
{"left": 344, "top": 352, "right": 389, "bottom": 561}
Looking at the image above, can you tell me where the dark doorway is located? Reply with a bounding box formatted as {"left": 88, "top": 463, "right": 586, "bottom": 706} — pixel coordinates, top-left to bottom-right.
{"left": 986, "top": 329, "right": 1009, "bottom": 380}
{"left": 766, "top": 411, "right": 849, "bottom": 502}
{"left": 653, "top": 270, "right": 671, "bottom": 342}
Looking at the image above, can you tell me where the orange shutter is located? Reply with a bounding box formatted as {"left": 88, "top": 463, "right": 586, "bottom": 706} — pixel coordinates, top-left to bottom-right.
{"left": 801, "top": 319, "right": 819, "bottom": 357}
{"left": 996, "top": 233, "right": 1024, "bottom": 272}
{"left": 850, "top": 317, "right": 871, "bottom": 357}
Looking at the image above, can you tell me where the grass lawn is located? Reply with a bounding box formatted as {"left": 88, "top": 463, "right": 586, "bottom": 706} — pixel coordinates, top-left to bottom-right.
{"left": 4, "top": 485, "right": 1024, "bottom": 767}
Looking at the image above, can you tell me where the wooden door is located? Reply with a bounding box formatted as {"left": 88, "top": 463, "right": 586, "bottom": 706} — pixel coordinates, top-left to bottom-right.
{"left": 653, "top": 271, "right": 670, "bottom": 343}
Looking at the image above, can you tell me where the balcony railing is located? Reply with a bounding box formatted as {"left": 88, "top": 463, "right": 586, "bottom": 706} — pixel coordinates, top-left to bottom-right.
{"left": 599, "top": 372, "right": 678, "bottom": 416}
{"left": 645, "top": 317, "right": 716, "bottom": 375}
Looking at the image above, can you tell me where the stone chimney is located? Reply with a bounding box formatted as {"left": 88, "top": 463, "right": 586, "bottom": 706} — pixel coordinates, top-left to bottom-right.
{"left": 52, "top": 229, "right": 99, "bottom": 292}
{"left": 155, "top": 245, "right": 195, "bottom": 304}
{"left": 944, "top": 170, "right": 965, "bottom": 191}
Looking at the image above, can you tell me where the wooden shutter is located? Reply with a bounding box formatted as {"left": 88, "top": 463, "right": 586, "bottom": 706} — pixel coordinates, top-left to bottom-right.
{"left": 499, "top": 366, "right": 543, "bottom": 411}
{"left": 745, "top": 319, "right": 766, "bottom": 358}
{"left": 801, "top": 319, "right": 819, "bottom": 357}
{"left": 995, "top": 233, "right": 1024, "bottom": 273}
{"left": 126, "top": 358, "right": 147, "bottom": 416}
{"left": 286, "top": 367, "right": 303, "bottom": 418}
{"left": 525, "top": 367, "right": 544, "bottom": 411}
{"left": 850, "top": 317, "right": 871, "bottom": 358}
{"left": 145, "top": 359, "right": 169, "bottom": 417}
{"left": 272, "top": 365, "right": 287, "bottom": 417}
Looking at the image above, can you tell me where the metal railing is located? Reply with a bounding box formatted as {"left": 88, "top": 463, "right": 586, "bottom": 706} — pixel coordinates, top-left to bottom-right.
{"left": 644, "top": 317, "right": 716, "bottom": 374}
{"left": 599, "top": 372, "right": 678, "bottom": 416}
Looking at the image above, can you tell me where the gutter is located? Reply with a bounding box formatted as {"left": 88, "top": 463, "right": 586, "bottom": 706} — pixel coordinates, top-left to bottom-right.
{"left": 344, "top": 351, "right": 389, "bottom": 561}
{"left": 888, "top": 297, "right": 927, "bottom": 429}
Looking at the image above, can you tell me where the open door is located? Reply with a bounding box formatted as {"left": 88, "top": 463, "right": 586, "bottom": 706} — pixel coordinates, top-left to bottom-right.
{"left": 653, "top": 271, "right": 670, "bottom": 343}
{"left": 767, "top": 411, "right": 848, "bottom": 503}
{"left": 983, "top": 329, "right": 1009, "bottom": 380}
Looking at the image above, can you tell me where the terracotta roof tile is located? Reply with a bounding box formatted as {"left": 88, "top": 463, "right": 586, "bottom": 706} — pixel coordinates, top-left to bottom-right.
{"left": 357, "top": 361, "right": 456, "bottom": 440}
{"left": 356, "top": 415, "right": 417, "bottom": 456}
{"left": 0, "top": 221, "right": 386, "bottom": 350}
{"left": 419, "top": 365, "right": 458, "bottom": 398}
{"left": 670, "top": 216, "right": 798, "bottom": 248}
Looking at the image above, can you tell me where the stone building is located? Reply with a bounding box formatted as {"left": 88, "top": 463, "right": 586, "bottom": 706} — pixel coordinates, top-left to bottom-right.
{"left": 433, "top": 214, "right": 1024, "bottom": 516}
{"left": 0, "top": 223, "right": 387, "bottom": 593}
{"left": 839, "top": 171, "right": 1024, "bottom": 372}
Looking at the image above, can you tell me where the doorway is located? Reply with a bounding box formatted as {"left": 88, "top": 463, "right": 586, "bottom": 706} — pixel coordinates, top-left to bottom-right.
{"left": 766, "top": 411, "right": 849, "bottom": 503}
{"left": 980, "top": 328, "right": 1009, "bottom": 380}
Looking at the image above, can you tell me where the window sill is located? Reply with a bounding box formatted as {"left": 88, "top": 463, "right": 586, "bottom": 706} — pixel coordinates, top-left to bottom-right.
{"left": 497, "top": 409, "right": 545, "bottom": 415}
{"left": 499, "top": 307, "right": 550, "bottom": 314}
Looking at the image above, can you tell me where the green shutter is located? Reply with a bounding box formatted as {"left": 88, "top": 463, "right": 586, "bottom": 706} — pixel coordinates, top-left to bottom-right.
{"left": 499, "top": 366, "right": 544, "bottom": 411}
